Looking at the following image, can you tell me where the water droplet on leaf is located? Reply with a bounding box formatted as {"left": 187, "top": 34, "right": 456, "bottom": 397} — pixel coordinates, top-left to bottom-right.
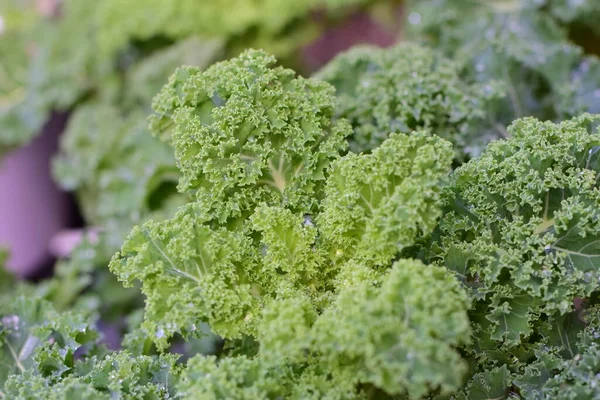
{"left": 156, "top": 328, "right": 165, "bottom": 339}
{"left": 408, "top": 12, "right": 421, "bottom": 25}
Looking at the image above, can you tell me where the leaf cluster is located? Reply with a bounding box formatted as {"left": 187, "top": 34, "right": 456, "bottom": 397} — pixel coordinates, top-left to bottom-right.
{"left": 109, "top": 49, "right": 472, "bottom": 398}
{"left": 406, "top": 0, "right": 600, "bottom": 155}
{"left": 316, "top": 42, "right": 504, "bottom": 156}
{"left": 3, "top": 1, "right": 600, "bottom": 398}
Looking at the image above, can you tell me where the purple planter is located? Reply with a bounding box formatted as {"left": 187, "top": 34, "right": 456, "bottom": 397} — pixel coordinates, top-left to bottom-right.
{"left": 0, "top": 113, "right": 71, "bottom": 277}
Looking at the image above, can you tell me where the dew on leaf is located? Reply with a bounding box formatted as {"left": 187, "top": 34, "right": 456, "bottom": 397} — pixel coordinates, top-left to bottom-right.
{"left": 303, "top": 214, "right": 314, "bottom": 227}
{"left": 156, "top": 328, "right": 165, "bottom": 339}
{"left": 408, "top": 12, "right": 422, "bottom": 25}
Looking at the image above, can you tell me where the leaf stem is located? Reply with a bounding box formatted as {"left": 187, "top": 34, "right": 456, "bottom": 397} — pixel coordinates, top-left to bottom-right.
{"left": 5, "top": 342, "right": 25, "bottom": 373}
{"left": 534, "top": 218, "right": 554, "bottom": 235}
{"left": 268, "top": 158, "right": 286, "bottom": 193}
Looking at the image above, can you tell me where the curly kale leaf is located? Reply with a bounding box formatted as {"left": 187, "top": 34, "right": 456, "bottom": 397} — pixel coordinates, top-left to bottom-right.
{"left": 0, "top": 296, "right": 100, "bottom": 389}
{"left": 445, "top": 365, "right": 514, "bottom": 400}
{"left": 446, "top": 305, "right": 600, "bottom": 399}
{"left": 514, "top": 331, "right": 600, "bottom": 400}
{"left": 110, "top": 203, "right": 261, "bottom": 348}
{"left": 179, "top": 355, "right": 368, "bottom": 399}
{"left": 177, "top": 355, "right": 292, "bottom": 400}
{"left": 430, "top": 114, "right": 600, "bottom": 354}
{"left": 513, "top": 348, "right": 596, "bottom": 399}
{"left": 406, "top": 0, "right": 600, "bottom": 153}
{"left": 179, "top": 261, "right": 471, "bottom": 399}
{"left": 150, "top": 49, "right": 350, "bottom": 224}
{"left": 311, "top": 260, "right": 471, "bottom": 398}
{"left": 250, "top": 205, "right": 331, "bottom": 294}
{"left": 110, "top": 204, "right": 330, "bottom": 350}
{"left": 319, "top": 131, "right": 454, "bottom": 267}
{"left": 316, "top": 42, "right": 502, "bottom": 155}
{"left": 4, "top": 350, "right": 181, "bottom": 400}
{"left": 507, "top": 304, "right": 600, "bottom": 399}
{"left": 0, "top": 293, "right": 180, "bottom": 399}
{"left": 257, "top": 292, "right": 318, "bottom": 366}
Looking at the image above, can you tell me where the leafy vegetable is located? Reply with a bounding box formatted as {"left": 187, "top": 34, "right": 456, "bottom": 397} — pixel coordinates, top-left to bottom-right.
{"left": 309, "top": 260, "right": 471, "bottom": 398}
{"left": 0, "top": 295, "right": 181, "bottom": 399}
{"left": 175, "top": 260, "right": 470, "bottom": 399}
{"left": 22, "top": 0, "right": 382, "bottom": 117}
{"left": 316, "top": 42, "right": 503, "bottom": 156}
{"left": 95, "top": 0, "right": 376, "bottom": 61}
{"left": 109, "top": 49, "right": 471, "bottom": 398}
{"left": 0, "top": 296, "right": 100, "bottom": 389}
{"left": 319, "top": 130, "right": 453, "bottom": 266}
{"left": 420, "top": 114, "right": 600, "bottom": 396}
{"left": 150, "top": 49, "right": 351, "bottom": 224}
{"left": 406, "top": 0, "right": 600, "bottom": 153}
{"left": 4, "top": 2, "right": 600, "bottom": 398}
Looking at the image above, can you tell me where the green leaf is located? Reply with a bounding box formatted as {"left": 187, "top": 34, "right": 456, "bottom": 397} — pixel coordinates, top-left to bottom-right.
{"left": 319, "top": 131, "right": 454, "bottom": 267}
{"left": 150, "top": 49, "right": 351, "bottom": 225}
{"left": 423, "top": 114, "right": 600, "bottom": 388}
{"left": 312, "top": 260, "right": 471, "bottom": 398}
{"left": 0, "top": 296, "right": 100, "bottom": 389}
{"left": 316, "top": 42, "right": 502, "bottom": 157}
{"left": 406, "top": 0, "right": 600, "bottom": 156}
{"left": 459, "top": 365, "right": 514, "bottom": 400}
{"left": 110, "top": 203, "right": 261, "bottom": 348}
